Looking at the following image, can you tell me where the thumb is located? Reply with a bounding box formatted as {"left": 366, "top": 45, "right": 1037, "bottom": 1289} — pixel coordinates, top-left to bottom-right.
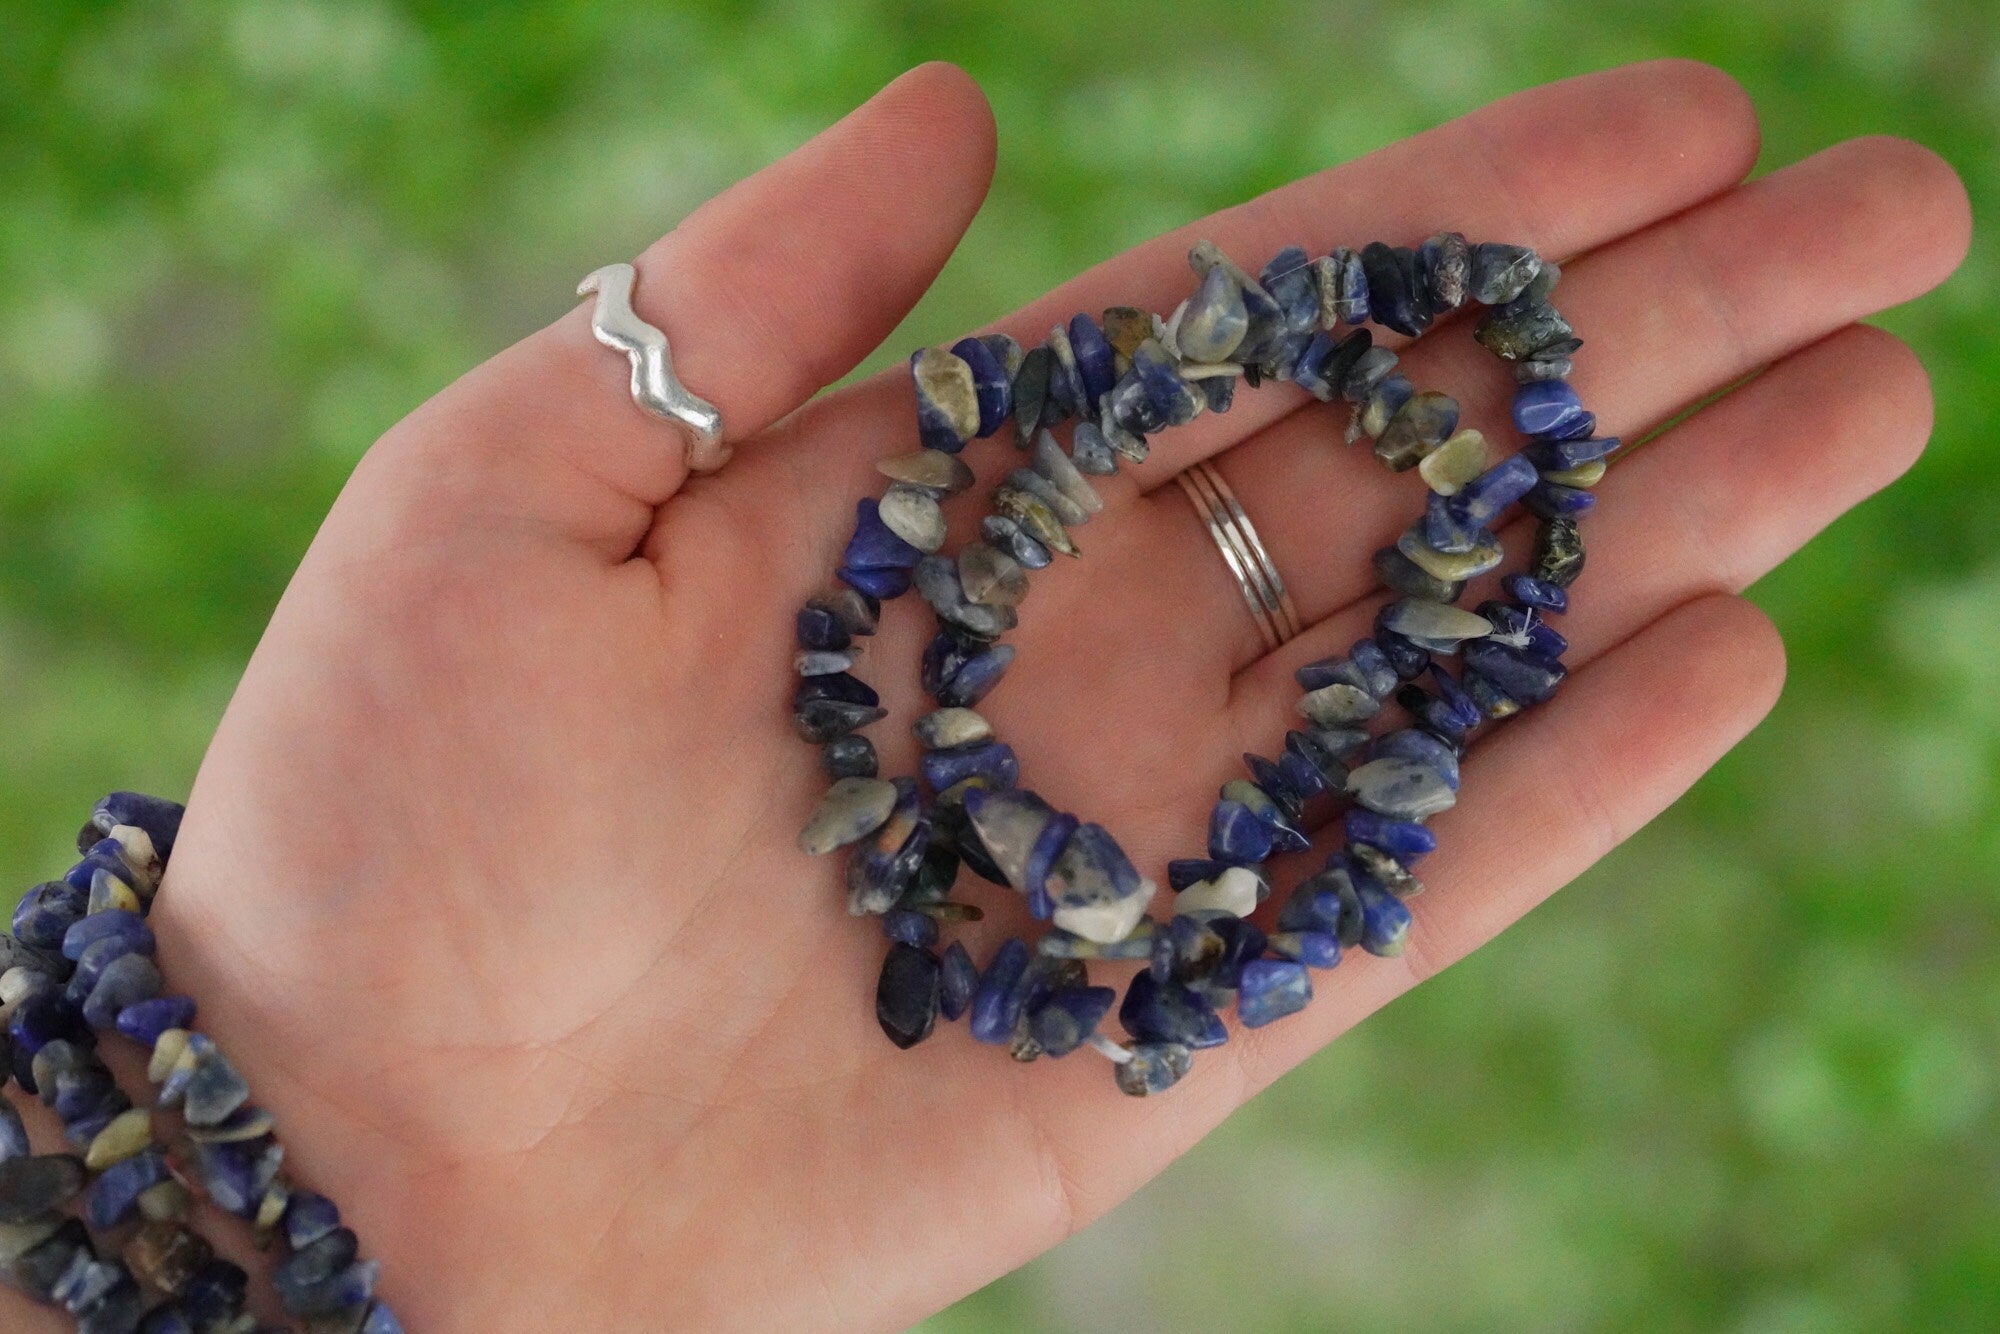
{"left": 362, "top": 61, "right": 997, "bottom": 561}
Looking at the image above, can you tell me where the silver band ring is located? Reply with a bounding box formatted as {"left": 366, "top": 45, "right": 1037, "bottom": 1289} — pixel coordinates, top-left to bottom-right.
{"left": 1176, "top": 459, "right": 1301, "bottom": 653}
{"left": 577, "top": 261, "right": 730, "bottom": 473}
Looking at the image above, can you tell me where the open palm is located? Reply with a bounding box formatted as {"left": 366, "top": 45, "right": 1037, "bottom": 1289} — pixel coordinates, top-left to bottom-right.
{"left": 5, "top": 59, "right": 1966, "bottom": 1332}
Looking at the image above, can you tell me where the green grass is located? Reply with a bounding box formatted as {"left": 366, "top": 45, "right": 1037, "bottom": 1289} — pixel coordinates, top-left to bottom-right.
{"left": 1, "top": 2, "right": 1994, "bottom": 1328}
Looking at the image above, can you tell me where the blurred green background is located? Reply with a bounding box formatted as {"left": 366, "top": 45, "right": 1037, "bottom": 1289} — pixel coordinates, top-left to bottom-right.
{"left": 1, "top": 1, "right": 1993, "bottom": 1329}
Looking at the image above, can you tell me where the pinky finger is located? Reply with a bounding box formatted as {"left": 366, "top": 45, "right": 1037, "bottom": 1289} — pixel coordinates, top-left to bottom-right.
{"left": 1227, "top": 591, "right": 1788, "bottom": 1098}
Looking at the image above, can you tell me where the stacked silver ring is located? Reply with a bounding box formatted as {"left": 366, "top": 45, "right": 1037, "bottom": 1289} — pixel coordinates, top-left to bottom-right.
{"left": 1175, "top": 458, "right": 1301, "bottom": 652}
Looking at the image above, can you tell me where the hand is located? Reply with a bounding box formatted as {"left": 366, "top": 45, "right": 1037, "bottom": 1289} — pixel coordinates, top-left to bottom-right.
{"left": 5, "top": 59, "right": 1966, "bottom": 1332}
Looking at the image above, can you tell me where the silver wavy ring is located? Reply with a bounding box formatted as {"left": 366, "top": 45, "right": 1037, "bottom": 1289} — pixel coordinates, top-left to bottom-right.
{"left": 577, "top": 261, "right": 729, "bottom": 473}
{"left": 1176, "top": 458, "right": 1302, "bottom": 653}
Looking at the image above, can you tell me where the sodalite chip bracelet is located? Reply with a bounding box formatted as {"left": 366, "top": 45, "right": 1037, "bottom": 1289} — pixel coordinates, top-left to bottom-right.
{"left": 794, "top": 234, "right": 1604, "bottom": 1095}
{"left": 1, "top": 795, "right": 400, "bottom": 1333}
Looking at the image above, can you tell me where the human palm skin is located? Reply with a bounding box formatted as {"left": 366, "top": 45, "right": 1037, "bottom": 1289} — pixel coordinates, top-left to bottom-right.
{"left": 1, "top": 60, "right": 1969, "bottom": 1332}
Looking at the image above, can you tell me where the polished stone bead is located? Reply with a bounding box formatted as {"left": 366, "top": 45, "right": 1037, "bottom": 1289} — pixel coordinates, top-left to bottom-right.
{"left": 1260, "top": 244, "right": 1320, "bottom": 339}
{"left": 1341, "top": 345, "right": 1400, "bottom": 402}
{"left": 795, "top": 649, "right": 856, "bottom": 677}
{"left": 845, "top": 782, "right": 929, "bottom": 916}
{"left": 275, "top": 1227, "right": 376, "bottom": 1317}
{"left": 1040, "top": 919, "right": 1157, "bottom": 963}
{"left": 0, "top": 1155, "right": 86, "bottom": 1223}
{"left": 1069, "top": 420, "right": 1118, "bottom": 475}
{"left": 1266, "top": 929, "right": 1342, "bottom": 969}
{"left": 937, "top": 941, "right": 979, "bottom": 1022}
{"left": 841, "top": 498, "right": 924, "bottom": 575}
{"left": 1242, "top": 753, "right": 1306, "bottom": 819}
{"left": 1358, "top": 882, "right": 1413, "bottom": 957}
{"left": 979, "top": 515, "right": 1052, "bottom": 574}
{"left": 796, "top": 604, "right": 850, "bottom": 655}
{"left": 1529, "top": 433, "right": 1620, "bottom": 471}
{"left": 82, "top": 1109, "right": 151, "bottom": 1172}
{"left": 1476, "top": 300, "right": 1574, "bottom": 361}
{"left": 126, "top": 1221, "right": 212, "bottom": 1300}
{"left": 61, "top": 911, "right": 152, "bottom": 965}
{"left": 910, "top": 347, "right": 980, "bottom": 452}
{"left": 1450, "top": 453, "right": 1540, "bottom": 527}
{"left": 1278, "top": 861, "right": 1366, "bottom": 945}
{"left": 1525, "top": 480, "right": 1597, "bottom": 519}
{"left": 1361, "top": 242, "right": 1430, "bottom": 336}
{"left": 1346, "top": 757, "right": 1456, "bottom": 821}
{"left": 1289, "top": 332, "right": 1343, "bottom": 401}
{"left": 1297, "top": 682, "right": 1381, "bottom": 727}
{"left": 1284, "top": 728, "right": 1359, "bottom": 790}
{"left": 7, "top": 1216, "right": 89, "bottom": 1302}
{"left": 1352, "top": 841, "right": 1425, "bottom": 899}
{"left": 1376, "top": 391, "right": 1460, "bottom": 471}
{"left": 1275, "top": 748, "right": 1329, "bottom": 805}
{"left": 1420, "top": 232, "right": 1470, "bottom": 310}
{"left": 914, "top": 554, "right": 1018, "bottom": 639}
{"left": 1374, "top": 628, "right": 1432, "bottom": 680}
{"left": 84, "top": 1150, "right": 168, "bottom": 1231}
{"left": 820, "top": 733, "right": 878, "bottom": 782}
{"left": 875, "top": 942, "right": 942, "bottom": 1050}
{"left": 82, "top": 794, "right": 184, "bottom": 864}
{"left": 1177, "top": 262, "right": 1249, "bottom": 363}
{"left": 1418, "top": 429, "right": 1490, "bottom": 496}
{"left": 179, "top": 1044, "right": 251, "bottom": 1129}
{"left": 1101, "top": 306, "right": 1155, "bottom": 370}
{"left": 920, "top": 740, "right": 1019, "bottom": 793}
{"left": 1189, "top": 240, "right": 1287, "bottom": 364}
{"left": 1119, "top": 971, "right": 1227, "bottom": 1049}
{"left": 980, "top": 331, "right": 1024, "bottom": 378}
{"left": 1345, "top": 809, "right": 1437, "bottom": 865}
{"left": 13, "top": 880, "right": 89, "bottom": 952}
{"left": 1208, "top": 799, "right": 1273, "bottom": 864}
{"left": 797, "top": 776, "right": 898, "bottom": 856}
{"left": 1196, "top": 370, "right": 1236, "bottom": 414}
{"left": 179, "top": 1259, "right": 250, "bottom": 1323}
{"left": 1316, "top": 247, "right": 1368, "bottom": 325}
{"left": 1542, "top": 457, "right": 1608, "bottom": 488}
{"left": 961, "top": 788, "right": 1055, "bottom": 893}
{"left": 1113, "top": 339, "right": 1203, "bottom": 435}
{"left": 1396, "top": 523, "right": 1503, "bottom": 583}
{"left": 1237, "top": 959, "right": 1311, "bottom": 1028}
{"left": 1357, "top": 374, "right": 1415, "bottom": 440}
{"left": 929, "top": 637, "right": 1014, "bottom": 708}
{"left": 911, "top": 709, "right": 989, "bottom": 753}
{"left": 1294, "top": 654, "right": 1370, "bottom": 697}
{"left": 817, "top": 587, "right": 880, "bottom": 638}
{"left": 1372, "top": 544, "right": 1464, "bottom": 603}
{"left": 1422, "top": 489, "right": 1485, "bottom": 557}
{"left": 877, "top": 484, "right": 947, "bottom": 554}
{"left": 1467, "top": 242, "right": 1540, "bottom": 304}
{"left": 1098, "top": 407, "right": 1151, "bottom": 462}
{"left": 0, "top": 1104, "right": 25, "bottom": 1165}
{"left": 10, "top": 991, "right": 88, "bottom": 1063}
{"left": 950, "top": 335, "right": 1011, "bottom": 438}
{"left": 188, "top": 1136, "right": 283, "bottom": 1218}
{"left": 1511, "top": 377, "right": 1588, "bottom": 438}
{"left": 1067, "top": 313, "right": 1117, "bottom": 413}
{"left": 1533, "top": 517, "right": 1586, "bottom": 587}
{"left": 881, "top": 908, "right": 940, "bottom": 950}
{"left": 1174, "top": 865, "right": 1266, "bottom": 918}
{"left": 1422, "top": 661, "right": 1484, "bottom": 734}
{"left": 1464, "top": 670, "right": 1521, "bottom": 719}
{"left": 1012, "top": 344, "right": 1054, "bottom": 445}
{"left": 1504, "top": 573, "right": 1569, "bottom": 614}
{"left": 1028, "top": 985, "right": 1115, "bottom": 1057}
{"left": 1167, "top": 858, "right": 1228, "bottom": 892}
{"left": 1219, "top": 779, "right": 1309, "bottom": 854}
{"left": 1115, "top": 1040, "right": 1193, "bottom": 1096}
{"left": 968, "top": 938, "right": 1031, "bottom": 1044}
{"left": 82, "top": 952, "right": 162, "bottom": 1031}
{"left": 1380, "top": 599, "right": 1492, "bottom": 654}
{"left": 1031, "top": 429, "right": 1103, "bottom": 517}
{"left": 282, "top": 1192, "right": 342, "bottom": 1252}
{"left": 1048, "top": 824, "right": 1144, "bottom": 920}
{"left": 1463, "top": 640, "right": 1568, "bottom": 704}
{"left": 992, "top": 484, "right": 1078, "bottom": 558}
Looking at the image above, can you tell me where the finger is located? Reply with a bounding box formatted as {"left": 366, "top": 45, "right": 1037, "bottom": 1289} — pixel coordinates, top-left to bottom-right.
{"left": 1109, "top": 133, "right": 1969, "bottom": 671}
{"left": 364, "top": 61, "right": 997, "bottom": 559}
{"left": 1222, "top": 320, "right": 1932, "bottom": 738}
{"left": 773, "top": 56, "right": 1760, "bottom": 534}
{"left": 1224, "top": 592, "right": 1788, "bottom": 1099}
